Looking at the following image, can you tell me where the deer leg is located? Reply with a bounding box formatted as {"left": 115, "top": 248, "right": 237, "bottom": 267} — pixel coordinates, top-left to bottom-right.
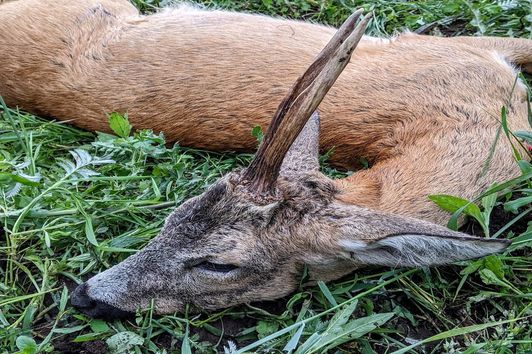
{"left": 440, "top": 36, "right": 532, "bottom": 73}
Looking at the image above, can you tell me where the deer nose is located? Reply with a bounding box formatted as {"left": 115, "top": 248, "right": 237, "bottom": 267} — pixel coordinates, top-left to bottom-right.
{"left": 71, "top": 283, "right": 132, "bottom": 320}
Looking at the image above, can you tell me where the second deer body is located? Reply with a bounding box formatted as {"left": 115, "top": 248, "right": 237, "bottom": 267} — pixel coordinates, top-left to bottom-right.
{"left": 1, "top": 0, "right": 531, "bottom": 316}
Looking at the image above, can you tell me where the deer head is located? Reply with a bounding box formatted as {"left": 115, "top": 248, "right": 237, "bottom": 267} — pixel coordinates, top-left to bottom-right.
{"left": 70, "top": 11, "right": 509, "bottom": 318}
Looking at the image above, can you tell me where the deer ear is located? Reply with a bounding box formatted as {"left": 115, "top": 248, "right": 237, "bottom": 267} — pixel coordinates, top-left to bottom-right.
{"left": 280, "top": 111, "right": 320, "bottom": 177}
{"left": 339, "top": 233, "right": 510, "bottom": 267}
{"left": 333, "top": 206, "right": 510, "bottom": 267}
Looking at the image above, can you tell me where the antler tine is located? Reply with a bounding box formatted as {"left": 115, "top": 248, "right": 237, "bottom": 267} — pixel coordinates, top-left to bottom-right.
{"left": 265, "top": 9, "right": 365, "bottom": 126}
{"left": 243, "top": 11, "right": 371, "bottom": 198}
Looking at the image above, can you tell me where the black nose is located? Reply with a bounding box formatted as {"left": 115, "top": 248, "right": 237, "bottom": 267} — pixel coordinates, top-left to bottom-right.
{"left": 70, "top": 283, "right": 132, "bottom": 320}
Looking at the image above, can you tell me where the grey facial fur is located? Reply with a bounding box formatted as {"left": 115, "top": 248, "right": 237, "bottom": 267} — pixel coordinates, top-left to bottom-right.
{"left": 74, "top": 113, "right": 509, "bottom": 315}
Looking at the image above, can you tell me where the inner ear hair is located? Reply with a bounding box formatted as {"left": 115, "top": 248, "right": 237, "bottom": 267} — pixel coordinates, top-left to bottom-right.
{"left": 339, "top": 233, "right": 510, "bottom": 268}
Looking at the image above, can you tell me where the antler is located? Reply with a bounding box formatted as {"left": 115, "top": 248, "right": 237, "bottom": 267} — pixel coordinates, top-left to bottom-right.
{"left": 242, "top": 10, "right": 371, "bottom": 197}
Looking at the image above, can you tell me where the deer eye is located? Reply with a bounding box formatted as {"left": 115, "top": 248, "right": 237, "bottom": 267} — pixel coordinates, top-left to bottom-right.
{"left": 194, "top": 261, "right": 239, "bottom": 273}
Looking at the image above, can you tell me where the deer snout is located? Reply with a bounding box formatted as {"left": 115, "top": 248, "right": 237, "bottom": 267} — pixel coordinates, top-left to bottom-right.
{"left": 71, "top": 283, "right": 132, "bottom": 320}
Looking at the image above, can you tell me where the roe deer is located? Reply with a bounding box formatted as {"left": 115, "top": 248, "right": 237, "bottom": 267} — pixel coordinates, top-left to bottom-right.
{"left": 0, "top": 0, "right": 530, "bottom": 317}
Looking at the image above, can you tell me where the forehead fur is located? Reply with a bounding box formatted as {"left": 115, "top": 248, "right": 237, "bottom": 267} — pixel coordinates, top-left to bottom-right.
{"left": 161, "top": 171, "right": 339, "bottom": 241}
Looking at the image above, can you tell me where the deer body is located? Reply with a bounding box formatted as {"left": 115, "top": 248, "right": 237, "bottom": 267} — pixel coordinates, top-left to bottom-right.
{"left": 2, "top": 0, "right": 531, "bottom": 224}
{"left": 1, "top": 0, "right": 531, "bottom": 316}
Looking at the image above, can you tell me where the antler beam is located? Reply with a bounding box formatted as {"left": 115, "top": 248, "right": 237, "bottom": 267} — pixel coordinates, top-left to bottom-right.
{"left": 243, "top": 10, "right": 371, "bottom": 196}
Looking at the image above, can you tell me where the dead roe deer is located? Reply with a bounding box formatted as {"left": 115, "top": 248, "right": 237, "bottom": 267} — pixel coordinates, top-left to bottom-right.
{"left": 0, "top": 0, "right": 530, "bottom": 316}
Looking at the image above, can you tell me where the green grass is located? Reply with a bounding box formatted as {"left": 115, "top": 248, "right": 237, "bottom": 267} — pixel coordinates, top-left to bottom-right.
{"left": 133, "top": 0, "right": 532, "bottom": 37}
{"left": 1, "top": 1, "right": 532, "bottom": 353}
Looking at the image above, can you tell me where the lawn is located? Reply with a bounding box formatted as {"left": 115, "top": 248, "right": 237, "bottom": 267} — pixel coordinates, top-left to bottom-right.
{"left": 1, "top": 0, "right": 531, "bottom": 353}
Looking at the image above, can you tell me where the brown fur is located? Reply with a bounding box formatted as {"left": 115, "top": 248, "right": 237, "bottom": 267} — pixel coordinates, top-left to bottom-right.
{"left": 4, "top": 1, "right": 528, "bottom": 315}
{"left": 1, "top": 0, "right": 530, "bottom": 225}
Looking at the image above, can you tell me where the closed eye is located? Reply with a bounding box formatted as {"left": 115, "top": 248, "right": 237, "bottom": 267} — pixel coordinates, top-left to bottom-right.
{"left": 194, "top": 261, "right": 239, "bottom": 273}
